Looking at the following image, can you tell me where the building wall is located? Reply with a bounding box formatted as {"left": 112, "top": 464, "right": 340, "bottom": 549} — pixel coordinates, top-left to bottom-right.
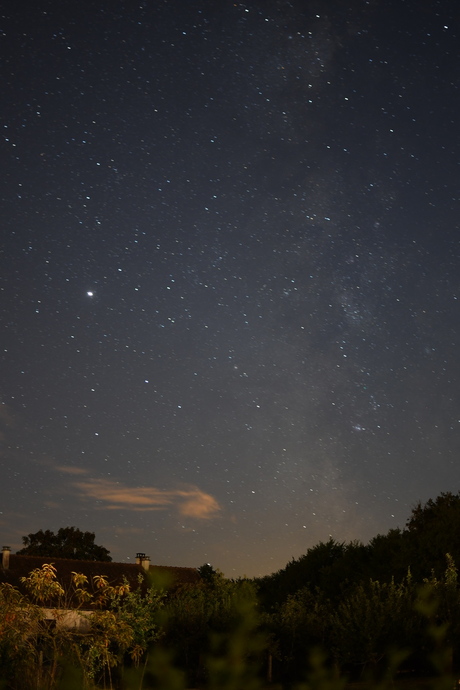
{"left": 43, "top": 607, "right": 93, "bottom": 631}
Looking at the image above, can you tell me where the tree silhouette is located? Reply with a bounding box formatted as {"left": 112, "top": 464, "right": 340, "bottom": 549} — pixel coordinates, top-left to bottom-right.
{"left": 17, "top": 526, "right": 112, "bottom": 561}
{"left": 404, "top": 491, "right": 460, "bottom": 578}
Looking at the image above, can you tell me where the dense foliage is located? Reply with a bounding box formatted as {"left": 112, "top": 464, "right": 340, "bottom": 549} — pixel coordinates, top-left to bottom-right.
{"left": 17, "top": 527, "right": 112, "bottom": 561}
{"left": 0, "top": 562, "right": 164, "bottom": 688}
{"left": 3, "top": 492, "right": 460, "bottom": 688}
{"left": 256, "top": 491, "right": 460, "bottom": 610}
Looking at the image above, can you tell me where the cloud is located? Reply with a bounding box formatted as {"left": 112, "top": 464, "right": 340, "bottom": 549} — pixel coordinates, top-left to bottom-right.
{"left": 175, "top": 489, "right": 222, "bottom": 519}
{"left": 73, "top": 478, "right": 221, "bottom": 519}
{"left": 56, "top": 465, "right": 90, "bottom": 476}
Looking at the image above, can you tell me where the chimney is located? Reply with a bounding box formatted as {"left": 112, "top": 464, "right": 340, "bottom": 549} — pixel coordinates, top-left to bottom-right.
{"left": 2, "top": 546, "right": 11, "bottom": 570}
{"left": 135, "top": 552, "right": 151, "bottom": 571}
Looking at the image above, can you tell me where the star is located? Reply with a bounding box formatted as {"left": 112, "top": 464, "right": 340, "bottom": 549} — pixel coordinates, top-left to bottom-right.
{"left": 0, "top": 0, "right": 458, "bottom": 579}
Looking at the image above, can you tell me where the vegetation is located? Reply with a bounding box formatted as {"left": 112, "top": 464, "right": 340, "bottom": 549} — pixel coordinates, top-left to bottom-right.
{"left": 17, "top": 527, "right": 112, "bottom": 562}
{"left": 0, "top": 562, "right": 164, "bottom": 689}
{"left": 257, "top": 491, "right": 460, "bottom": 610}
{"left": 2, "top": 491, "right": 460, "bottom": 688}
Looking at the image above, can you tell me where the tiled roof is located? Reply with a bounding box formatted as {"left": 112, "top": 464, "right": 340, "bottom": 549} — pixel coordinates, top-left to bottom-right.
{"left": 0, "top": 553, "right": 200, "bottom": 600}
{"left": 150, "top": 564, "right": 202, "bottom": 585}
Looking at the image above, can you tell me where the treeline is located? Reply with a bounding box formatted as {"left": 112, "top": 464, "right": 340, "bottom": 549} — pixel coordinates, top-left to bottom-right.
{"left": 2, "top": 491, "right": 460, "bottom": 689}
{"left": 151, "top": 558, "right": 460, "bottom": 688}
{"left": 256, "top": 557, "right": 460, "bottom": 684}
{"left": 8, "top": 563, "right": 456, "bottom": 689}
{"left": 257, "top": 491, "right": 460, "bottom": 610}
{"left": 164, "top": 491, "right": 460, "bottom": 685}
{"left": 251, "top": 490, "right": 460, "bottom": 683}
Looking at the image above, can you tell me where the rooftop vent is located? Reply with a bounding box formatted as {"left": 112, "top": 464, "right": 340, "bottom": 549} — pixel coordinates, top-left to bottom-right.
{"left": 2, "top": 546, "right": 11, "bottom": 570}
{"left": 135, "top": 552, "right": 151, "bottom": 571}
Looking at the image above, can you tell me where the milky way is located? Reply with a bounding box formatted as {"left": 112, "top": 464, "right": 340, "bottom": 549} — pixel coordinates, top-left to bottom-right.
{"left": 1, "top": 0, "right": 459, "bottom": 576}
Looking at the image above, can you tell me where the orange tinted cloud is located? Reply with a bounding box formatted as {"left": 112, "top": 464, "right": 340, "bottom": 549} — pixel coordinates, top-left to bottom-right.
{"left": 56, "top": 465, "right": 90, "bottom": 475}
{"left": 175, "top": 489, "right": 221, "bottom": 519}
{"left": 73, "top": 478, "right": 221, "bottom": 519}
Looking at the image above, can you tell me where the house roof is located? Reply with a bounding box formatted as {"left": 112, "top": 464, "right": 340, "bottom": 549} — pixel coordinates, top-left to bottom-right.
{"left": 0, "top": 552, "right": 200, "bottom": 600}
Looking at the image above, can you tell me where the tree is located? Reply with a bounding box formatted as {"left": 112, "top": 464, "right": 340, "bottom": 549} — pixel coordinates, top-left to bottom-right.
{"left": 0, "top": 582, "right": 44, "bottom": 688}
{"left": 329, "top": 574, "right": 416, "bottom": 674}
{"left": 161, "top": 574, "right": 263, "bottom": 686}
{"left": 405, "top": 492, "right": 460, "bottom": 578}
{"left": 367, "top": 528, "right": 411, "bottom": 583}
{"left": 256, "top": 538, "right": 369, "bottom": 608}
{"left": 17, "top": 526, "right": 112, "bottom": 561}
{"left": 269, "top": 586, "right": 331, "bottom": 683}
{"left": 197, "top": 563, "right": 218, "bottom": 584}
{"left": 257, "top": 538, "right": 345, "bottom": 607}
{"left": 7, "top": 562, "right": 164, "bottom": 688}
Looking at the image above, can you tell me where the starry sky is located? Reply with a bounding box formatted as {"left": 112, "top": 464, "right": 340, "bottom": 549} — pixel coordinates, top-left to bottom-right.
{"left": 1, "top": 0, "right": 459, "bottom": 577}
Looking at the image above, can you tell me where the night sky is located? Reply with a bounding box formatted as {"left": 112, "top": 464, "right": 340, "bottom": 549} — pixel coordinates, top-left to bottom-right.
{"left": 1, "top": 0, "right": 459, "bottom": 577}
